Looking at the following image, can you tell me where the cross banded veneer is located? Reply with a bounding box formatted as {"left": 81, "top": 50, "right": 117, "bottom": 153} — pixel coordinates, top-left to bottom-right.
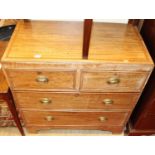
{"left": 1, "top": 20, "right": 153, "bottom": 134}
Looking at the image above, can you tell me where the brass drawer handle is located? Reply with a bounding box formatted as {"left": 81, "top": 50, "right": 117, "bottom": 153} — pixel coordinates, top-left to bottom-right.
{"left": 99, "top": 116, "right": 108, "bottom": 122}
{"left": 103, "top": 99, "right": 113, "bottom": 105}
{"left": 40, "top": 98, "right": 52, "bottom": 104}
{"left": 107, "top": 77, "right": 120, "bottom": 84}
{"left": 45, "top": 116, "right": 54, "bottom": 121}
{"left": 36, "top": 76, "right": 49, "bottom": 83}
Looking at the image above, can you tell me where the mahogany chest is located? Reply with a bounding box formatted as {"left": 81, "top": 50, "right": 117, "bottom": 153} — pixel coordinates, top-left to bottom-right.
{"left": 1, "top": 20, "right": 153, "bottom": 133}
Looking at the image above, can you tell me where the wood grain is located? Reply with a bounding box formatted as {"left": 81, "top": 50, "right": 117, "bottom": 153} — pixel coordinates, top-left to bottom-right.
{"left": 1, "top": 20, "right": 153, "bottom": 134}
{"left": 80, "top": 71, "right": 149, "bottom": 92}
{"left": 6, "top": 69, "right": 76, "bottom": 91}
{"left": 89, "top": 22, "right": 153, "bottom": 64}
{"left": 21, "top": 110, "right": 129, "bottom": 126}
{"left": 2, "top": 20, "right": 83, "bottom": 61}
{"left": 14, "top": 91, "right": 139, "bottom": 110}
{"left": 0, "top": 71, "right": 8, "bottom": 93}
{"left": 1, "top": 21, "right": 153, "bottom": 65}
{"left": 2, "top": 62, "right": 153, "bottom": 72}
{"left": 0, "top": 41, "right": 8, "bottom": 60}
{"left": 0, "top": 41, "right": 9, "bottom": 93}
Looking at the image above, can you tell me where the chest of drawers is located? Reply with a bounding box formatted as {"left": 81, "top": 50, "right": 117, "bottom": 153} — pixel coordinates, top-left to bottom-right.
{"left": 1, "top": 20, "right": 153, "bottom": 134}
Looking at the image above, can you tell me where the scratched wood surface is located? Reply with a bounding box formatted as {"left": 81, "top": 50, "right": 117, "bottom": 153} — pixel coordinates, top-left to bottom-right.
{"left": 1, "top": 20, "right": 154, "bottom": 134}
{"left": 1, "top": 20, "right": 153, "bottom": 65}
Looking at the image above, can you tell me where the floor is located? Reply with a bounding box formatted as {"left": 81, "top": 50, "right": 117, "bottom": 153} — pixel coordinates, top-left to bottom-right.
{"left": 0, "top": 127, "right": 124, "bottom": 136}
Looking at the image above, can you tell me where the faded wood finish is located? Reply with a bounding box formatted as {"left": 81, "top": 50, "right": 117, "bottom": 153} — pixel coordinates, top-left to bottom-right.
{"left": 81, "top": 71, "right": 149, "bottom": 92}
{"left": 1, "top": 21, "right": 153, "bottom": 65}
{"left": 0, "top": 41, "right": 8, "bottom": 59}
{"left": 2, "top": 21, "right": 83, "bottom": 61}
{"left": 21, "top": 111, "right": 129, "bottom": 126}
{"left": 1, "top": 20, "right": 153, "bottom": 134}
{"left": 0, "top": 70, "right": 8, "bottom": 93}
{"left": 0, "top": 41, "right": 9, "bottom": 93}
{"left": 2, "top": 60, "right": 153, "bottom": 72}
{"left": 6, "top": 69, "right": 76, "bottom": 91}
{"left": 89, "top": 22, "right": 153, "bottom": 64}
{"left": 14, "top": 92, "right": 139, "bottom": 110}
{"left": 6, "top": 69, "right": 149, "bottom": 92}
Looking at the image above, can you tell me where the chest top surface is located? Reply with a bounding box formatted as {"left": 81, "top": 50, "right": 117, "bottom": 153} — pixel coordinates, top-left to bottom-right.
{"left": 1, "top": 20, "right": 153, "bottom": 65}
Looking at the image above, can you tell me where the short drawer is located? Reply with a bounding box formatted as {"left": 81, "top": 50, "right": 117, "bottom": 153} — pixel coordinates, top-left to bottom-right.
{"left": 14, "top": 92, "right": 139, "bottom": 110}
{"left": 21, "top": 111, "right": 129, "bottom": 126}
{"left": 80, "top": 71, "right": 148, "bottom": 92}
{"left": 7, "top": 70, "right": 76, "bottom": 91}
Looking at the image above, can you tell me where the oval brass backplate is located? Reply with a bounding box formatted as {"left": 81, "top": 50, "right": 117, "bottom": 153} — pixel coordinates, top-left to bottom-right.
{"left": 40, "top": 98, "right": 52, "bottom": 104}
{"left": 103, "top": 99, "right": 113, "bottom": 105}
{"left": 107, "top": 77, "right": 120, "bottom": 84}
{"left": 99, "top": 116, "right": 108, "bottom": 122}
{"left": 36, "top": 75, "right": 49, "bottom": 83}
{"left": 45, "top": 116, "right": 54, "bottom": 121}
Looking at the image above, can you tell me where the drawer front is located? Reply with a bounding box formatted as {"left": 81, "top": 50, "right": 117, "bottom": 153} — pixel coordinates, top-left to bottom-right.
{"left": 14, "top": 92, "right": 139, "bottom": 110}
{"left": 7, "top": 70, "right": 76, "bottom": 90}
{"left": 81, "top": 71, "right": 148, "bottom": 92}
{"left": 22, "top": 111, "right": 128, "bottom": 126}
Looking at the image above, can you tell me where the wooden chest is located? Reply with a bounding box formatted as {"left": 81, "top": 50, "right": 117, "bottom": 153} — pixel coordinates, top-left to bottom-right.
{"left": 1, "top": 20, "right": 153, "bottom": 134}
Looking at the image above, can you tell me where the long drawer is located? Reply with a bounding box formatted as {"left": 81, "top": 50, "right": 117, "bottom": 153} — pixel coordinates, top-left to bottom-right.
{"left": 14, "top": 92, "right": 139, "bottom": 110}
{"left": 80, "top": 71, "right": 148, "bottom": 92}
{"left": 7, "top": 70, "right": 76, "bottom": 91}
{"left": 21, "top": 111, "right": 129, "bottom": 126}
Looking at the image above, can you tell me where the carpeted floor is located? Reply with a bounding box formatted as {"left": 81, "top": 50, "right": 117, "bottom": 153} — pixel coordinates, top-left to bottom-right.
{"left": 0, "top": 127, "right": 124, "bottom": 136}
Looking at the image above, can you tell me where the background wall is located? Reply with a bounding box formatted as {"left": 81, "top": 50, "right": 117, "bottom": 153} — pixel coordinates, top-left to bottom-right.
{"left": 94, "top": 19, "right": 128, "bottom": 23}
{"left": 32, "top": 19, "right": 129, "bottom": 24}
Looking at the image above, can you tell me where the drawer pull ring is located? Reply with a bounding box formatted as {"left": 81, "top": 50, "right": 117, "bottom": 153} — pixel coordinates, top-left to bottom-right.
{"left": 107, "top": 77, "right": 120, "bottom": 84}
{"left": 40, "top": 98, "right": 52, "bottom": 104}
{"left": 36, "top": 76, "right": 49, "bottom": 83}
{"left": 103, "top": 99, "right": 113, "bottom": 105}
{"left": 45, "top": 116, "right": 54, "bottom": 121}
{"left": 99, "top": 116, "right": 108, "bottom": 122}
